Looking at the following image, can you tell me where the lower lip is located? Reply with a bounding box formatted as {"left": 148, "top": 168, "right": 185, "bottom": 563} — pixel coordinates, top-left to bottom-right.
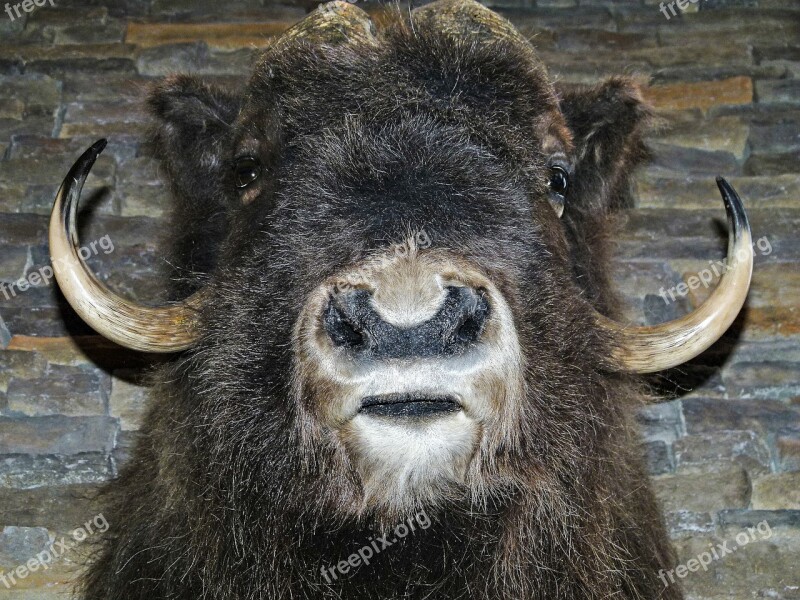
{"left": 359, "top": 395, "right": 461, "bottom": 418}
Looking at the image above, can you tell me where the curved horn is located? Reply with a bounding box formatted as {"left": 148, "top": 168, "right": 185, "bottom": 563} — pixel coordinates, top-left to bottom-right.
{"left": 49, "top": 139, "right": 204, "bottom": 353}
{"left": 598, "top": 177, "right": 753, "bottom": 373}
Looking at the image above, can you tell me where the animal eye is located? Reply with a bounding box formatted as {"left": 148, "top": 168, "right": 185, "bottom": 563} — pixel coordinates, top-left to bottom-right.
{"left": 549, "top": 166, "right": 569, "bottom": 197}
{"left": 234, "top": 156, "right": 262, "bottom": 189}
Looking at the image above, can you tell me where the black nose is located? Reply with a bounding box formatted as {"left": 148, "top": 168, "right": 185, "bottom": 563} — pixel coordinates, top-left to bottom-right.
{"left": 323, "top": 286, "right": 489, "bottom": 359}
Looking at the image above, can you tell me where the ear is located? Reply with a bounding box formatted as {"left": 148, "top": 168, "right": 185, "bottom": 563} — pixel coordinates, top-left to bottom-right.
{"left": 147, "top": 75, "right": 242, "bottom": 297}
{"left": 554, "top": 77, "right": 654, "bottom": 312}
{"left": 556, "top": 76, "right": 654, "bottom": 212}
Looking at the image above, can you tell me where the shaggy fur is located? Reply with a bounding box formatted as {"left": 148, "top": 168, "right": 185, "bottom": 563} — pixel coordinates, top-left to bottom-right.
{"left": 82, "top": 3, "right": 681, "bottom": 599}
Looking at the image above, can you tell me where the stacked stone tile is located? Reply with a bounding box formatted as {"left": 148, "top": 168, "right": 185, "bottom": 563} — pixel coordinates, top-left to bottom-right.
{"left": 0, "top": 1, "right": 798, "bottom": 598}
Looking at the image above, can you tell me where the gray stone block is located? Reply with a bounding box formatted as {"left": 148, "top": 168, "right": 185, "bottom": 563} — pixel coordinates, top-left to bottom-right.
{"left": 673, "top": 430, "right": 773, "bottom": 477}
{"left": 0, "top": 416, "right": 117, "bottom": 456}
{"left": 0, "top": 454, "right": 112, "bottom": 489}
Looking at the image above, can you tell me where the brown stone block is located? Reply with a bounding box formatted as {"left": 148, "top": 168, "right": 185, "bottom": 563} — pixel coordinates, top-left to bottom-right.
{"left": 0, "top": 526, "right": 79, "bottom": 591}
{"left": 0, "top": 216, "right": 47, "bottom": 246}
{"left": 505, "top": 8, "right": 616, "bottom": 33}
{"left": 12, "top": 584, "right": 78, "bottom": 598}
{"left": 59, "top": 100, "right": 148, "bottom": 139}
{"left": 554, "top": 28, "right": 657, "bottom": 51}
{"left": 0, "top": 558, "right": 76, "bottom": 591}
{"left": 655, "top": 9, "right": 799, "bottom": 43}
{"left": 126, "top": 21, "right": 292, "bottom": 50}
{"left": 648, "top": 141, "right": 741, "bottom": 175}
{"left": 147, "top": 0, "right": 303, "bottom": 22}
{"left": 649, "top": 115, "right": 749, "bottom": 158}
{"left": 5, "top": 335, "right": 162, "bottom": 371}
{"left": 710, "top": 526, "right": 800, "bottom": 597}
{"left": 672, "top": 523, "right": 800, "bottom": 599}
{"left": 668, "top": 535, "right": 720, "bottom": 598}
{"left": 0, "top": 74, "right": 62, "bottom": 112}
{"left": 60, "top": 73, "right": 151, "bottom": 104}
{"left": 109, "top": 369, "right": 150, "bottom": 431}
{"left": 6, "top": 364, "right": 108, "bottom": 418}
{"left": 6, "top": 336, "right": 120, "bottom": 367}
{"left": 0, "top": 44, "right": 137, "bottom": 76}
{"left": 8, "top": 134, "right": 140, "bottom": 165}
{"left": 0, "top": 484, "right": 101, "bottom": 534}
{"left": 752, "top": 473, "right": 800, "bottom": 510}
{"left": 0, "top": 351, "right": 46, "bottom": 394}
{"left": 643, "top": 76, "right": 753, "bottom": 112}
{"left": 737, "top": 306, "right": 800, "bottom": 340}
{"left": 0, "top": 98, "right": 26, "bottom": 121}
{"left": 635, "top": 173, "right": 800, "bottom": 210}
{"left": 746, "top": 149, "right": 800, "bottom": 176}
{"left": 778, "top": 436, "right": 800, "bottom": 472}
{"left": 653, "top": 465, "right": 751, "bottom": 512}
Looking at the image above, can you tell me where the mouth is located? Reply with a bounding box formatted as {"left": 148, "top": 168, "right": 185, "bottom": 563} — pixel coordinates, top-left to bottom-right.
{"left": 359, "top": 393, "right": 462, "bottom": 418}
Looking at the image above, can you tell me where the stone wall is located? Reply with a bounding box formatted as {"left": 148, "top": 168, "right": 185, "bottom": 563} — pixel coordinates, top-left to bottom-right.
{"left": 0, "top": 0, "right": 798, "bottom": 598}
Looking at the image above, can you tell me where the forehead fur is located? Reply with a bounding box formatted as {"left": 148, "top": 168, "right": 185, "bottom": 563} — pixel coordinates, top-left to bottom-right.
{"left": 237, "top": 8, "right": 572, "bottom": 172}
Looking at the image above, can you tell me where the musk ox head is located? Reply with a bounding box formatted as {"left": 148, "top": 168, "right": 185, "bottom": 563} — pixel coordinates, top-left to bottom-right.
{"left": 51, "top": 0, "right": 751, "bottom": 525}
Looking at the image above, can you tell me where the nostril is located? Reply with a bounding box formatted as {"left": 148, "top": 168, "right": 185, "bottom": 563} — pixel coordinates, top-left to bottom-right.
{"left": 321, "top": 286, "right": 489, "bottom": 358}
{"left": 451, "top": 289, "right": 490, "bottom": 346}
{"left": 323, "top": 298, "right": 366, "bottom": 349}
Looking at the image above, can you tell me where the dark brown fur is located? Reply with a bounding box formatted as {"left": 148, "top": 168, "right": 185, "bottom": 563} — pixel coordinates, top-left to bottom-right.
{"left": 81, "top": 4, "right": 681, "bottom": 599}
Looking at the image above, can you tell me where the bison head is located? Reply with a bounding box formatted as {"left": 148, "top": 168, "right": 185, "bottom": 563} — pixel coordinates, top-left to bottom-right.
{"left": 50, "top": 0, "right": 751, "bottom": 522}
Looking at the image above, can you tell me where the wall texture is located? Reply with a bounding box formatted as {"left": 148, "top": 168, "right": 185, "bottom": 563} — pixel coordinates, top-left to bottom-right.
{"left": 0, "top": 0, "right": 798, "bottom": 598}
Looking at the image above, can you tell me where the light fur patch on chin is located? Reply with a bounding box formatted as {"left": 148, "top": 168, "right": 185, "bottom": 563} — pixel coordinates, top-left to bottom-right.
{"left": 341, "top": 412, "right": 480, "bottom": 515}
{"left": 293, "top": 245, "right": 526, "bottom": 517}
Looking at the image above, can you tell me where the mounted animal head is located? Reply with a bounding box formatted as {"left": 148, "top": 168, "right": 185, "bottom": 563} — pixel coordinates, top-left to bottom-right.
{"left": 50, "top": 0, "right": 751, "bottom": 518}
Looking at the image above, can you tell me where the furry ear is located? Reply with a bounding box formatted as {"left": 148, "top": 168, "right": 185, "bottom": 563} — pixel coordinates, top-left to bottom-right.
{"left": 147, "top": 75, "right": 242, "bottom": 297}
{"left": 554, "top": 77, "right": 654, "bottom": 312}
{"left": 556, "top": 77, "right": 654, "bottom": 213}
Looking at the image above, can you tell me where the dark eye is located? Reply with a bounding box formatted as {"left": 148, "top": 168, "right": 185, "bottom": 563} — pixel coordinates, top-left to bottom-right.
{"left": 549, "top": 166, "right": 569, "bottom": 197}
{"left": 234, "top": 156, "right": 261, "bottom": 189}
